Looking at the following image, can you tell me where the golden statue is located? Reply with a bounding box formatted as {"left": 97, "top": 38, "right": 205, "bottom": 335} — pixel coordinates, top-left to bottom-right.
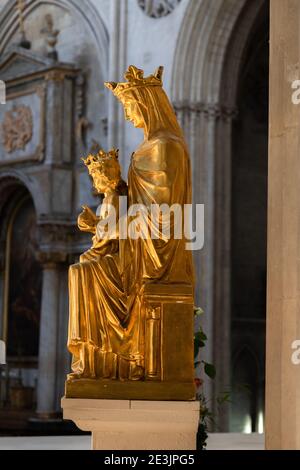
{"left": 68, "top": 148, "right": 144, "bottom": 381}
{"left": 66, "top": 66, "right": 196, "bottom": 400}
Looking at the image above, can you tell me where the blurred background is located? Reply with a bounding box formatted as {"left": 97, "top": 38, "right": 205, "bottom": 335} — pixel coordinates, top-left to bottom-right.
{"left": 0, "top": 0, "right": 269, "bottom": 436}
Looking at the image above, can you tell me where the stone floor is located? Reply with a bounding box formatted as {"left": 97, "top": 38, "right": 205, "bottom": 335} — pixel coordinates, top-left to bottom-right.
{"left": 0, "top": 433, "right": 264, "bottom": 450}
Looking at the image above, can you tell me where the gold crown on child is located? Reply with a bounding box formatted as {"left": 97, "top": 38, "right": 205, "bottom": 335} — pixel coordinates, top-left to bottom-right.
{"left": 82, "top": 148, "right": 119, "bottom": 173}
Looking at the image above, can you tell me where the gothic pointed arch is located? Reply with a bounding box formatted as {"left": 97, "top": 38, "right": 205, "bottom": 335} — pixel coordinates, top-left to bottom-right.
{"left": 0, "top": 175, "right": 42, "bottom": 411}
{"left": 0, "top": 0, "right": 108, "bottom": 73}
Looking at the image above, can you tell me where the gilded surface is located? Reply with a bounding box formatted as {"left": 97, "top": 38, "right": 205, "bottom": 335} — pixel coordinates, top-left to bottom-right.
{"left": 66, "top": 66, "right": 195, "bottom": 399}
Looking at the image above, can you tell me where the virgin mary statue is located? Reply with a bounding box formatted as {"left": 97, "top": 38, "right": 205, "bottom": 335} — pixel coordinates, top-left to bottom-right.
{"left": 67, "top": 66, "right": 195, "bottom": 389}
{"left": 105, "top": 65, "right": 195, "bottom": 294}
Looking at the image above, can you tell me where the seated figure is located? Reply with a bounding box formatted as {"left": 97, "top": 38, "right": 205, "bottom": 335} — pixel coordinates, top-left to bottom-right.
{"left": 67, "top": 148, "right": 143, "bottom": 381}
{"left": 66, "top": 66, "right": 196, "bottom": 400}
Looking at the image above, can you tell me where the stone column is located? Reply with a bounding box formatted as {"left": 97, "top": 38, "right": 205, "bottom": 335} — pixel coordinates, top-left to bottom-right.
{"left": 45, "top": 71, "right": 68, "bottom": 165}
{"left": 0, "top": 251, "right": 5, "bottom": 340}
{"left": 0, "top": 252, "right": 5, "bottom": 406}
{"left": 266, "top": 0, "right": 300, "bottom": 449}
{"left": 55, "top": 266, "right": 71, "bottom": 411}
{"left": 107, "top": 0, "right": 128, "bottom": 169}
{"left": 174, "top": 101, "right": 236, "bottom": 431}
{"left": 36, "top": 256, "right": 61, "bottom": 418}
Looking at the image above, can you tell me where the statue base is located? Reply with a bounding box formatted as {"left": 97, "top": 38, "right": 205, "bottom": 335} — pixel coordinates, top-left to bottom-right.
{"left": 61, "top": 397, "right": 200, "bottom": 450}
{"left": 65, "top": 378, "right": 195, "bottom": 401}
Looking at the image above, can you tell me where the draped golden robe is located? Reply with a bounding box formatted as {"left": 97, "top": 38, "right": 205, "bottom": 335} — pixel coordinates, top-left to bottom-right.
{"left": 67, "top": 133, "right": 194, "bottom": 381}
{"left": 68, "top": 193, "right": 126, "bottom": 378}
{"left": 126, "top": 132, "right": 194, "bottom": 290}
{"left": 119, "top": 132, "right": 195, "bottom": 381}
{"left": 67, "top": 130, "right": 194, "bottom": 381}
{"left": 66, "top": 66, "right": 195, "bottom": 400}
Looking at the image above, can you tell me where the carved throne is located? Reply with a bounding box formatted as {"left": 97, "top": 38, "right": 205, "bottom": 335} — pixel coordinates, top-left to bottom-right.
{"left": 66, "top": 282, "right": 195, "bottom": 401}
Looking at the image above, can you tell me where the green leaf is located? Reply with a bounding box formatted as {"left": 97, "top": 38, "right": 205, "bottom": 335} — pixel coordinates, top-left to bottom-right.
{"left": 194, "top": 332, "right": 207, "bottom": 357}
{"left": 194, "top": 306, "right": 204, "bottom": 316}
{"left": 198, "top": 331, "right": 207, "bottom": 341}
{"left": 217, "top": 392, "right": 231, "bottom": 405}
{"left": 194, "top": 341, "right": 203, "bottom": 358}
{"left": 194, "top": 331, "right": 207, "bottom": 344}
{"left": 204, "top": 362, "right": 216, "bottom": 379}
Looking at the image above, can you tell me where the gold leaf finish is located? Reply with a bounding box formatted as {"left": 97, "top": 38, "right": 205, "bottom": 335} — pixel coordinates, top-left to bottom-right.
{"left": 66, "top": 66, "right": 195, "bottom": 400}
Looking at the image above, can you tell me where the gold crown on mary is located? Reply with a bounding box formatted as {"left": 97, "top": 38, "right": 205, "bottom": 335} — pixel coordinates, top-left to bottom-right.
{"left": 104, "top": 65, "right": 164, "bottom": 98}
{"left": 82, "top": 148, "right": 119, "bottom": 173}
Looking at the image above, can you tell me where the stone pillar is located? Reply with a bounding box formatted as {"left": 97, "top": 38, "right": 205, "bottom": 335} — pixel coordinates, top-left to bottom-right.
{"left": 0, "top": 251, "right": 5, "bottom": 340}
{"left": 211, "top": 107, "right": 236, "bottom": 431}
{"left": 174, "top": 102, "right": 215, "bottom": 407}
{"left": 36, "top": 257, "right": 61, "bottom": 418}
{"left": 174, "top": 101, "right": 236, "bottom": 431}
{"left": 55, "top": 266, "right": 71, "bottom": 411}
{"left": 107, "top": 0, "right": 128, "bottom": 169}
{"left": 0, "top": 253, "right": 5, "bottom": 406}
{"left": 266, "top": 0, "right": 300, "bottom": 449}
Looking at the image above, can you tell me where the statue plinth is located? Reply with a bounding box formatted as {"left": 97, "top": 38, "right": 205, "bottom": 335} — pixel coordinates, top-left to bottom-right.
{"left": 65, "top": 283, "right": 195, "bottom": 401}
{"left": 61, "top": 397, "right": 200, "bottom": 450}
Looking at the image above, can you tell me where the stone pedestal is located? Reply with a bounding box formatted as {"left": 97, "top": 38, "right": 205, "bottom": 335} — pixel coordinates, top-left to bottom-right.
{"left": 61, "top": 397, "right": 200, "bottom": 450}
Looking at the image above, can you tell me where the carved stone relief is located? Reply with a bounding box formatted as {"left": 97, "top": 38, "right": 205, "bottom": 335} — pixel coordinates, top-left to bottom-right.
{"left": 1, "top": 105, "right": 33, "bottom": 153}
{"left": 0, "top": 84, "right": 46, "bottom": 165}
